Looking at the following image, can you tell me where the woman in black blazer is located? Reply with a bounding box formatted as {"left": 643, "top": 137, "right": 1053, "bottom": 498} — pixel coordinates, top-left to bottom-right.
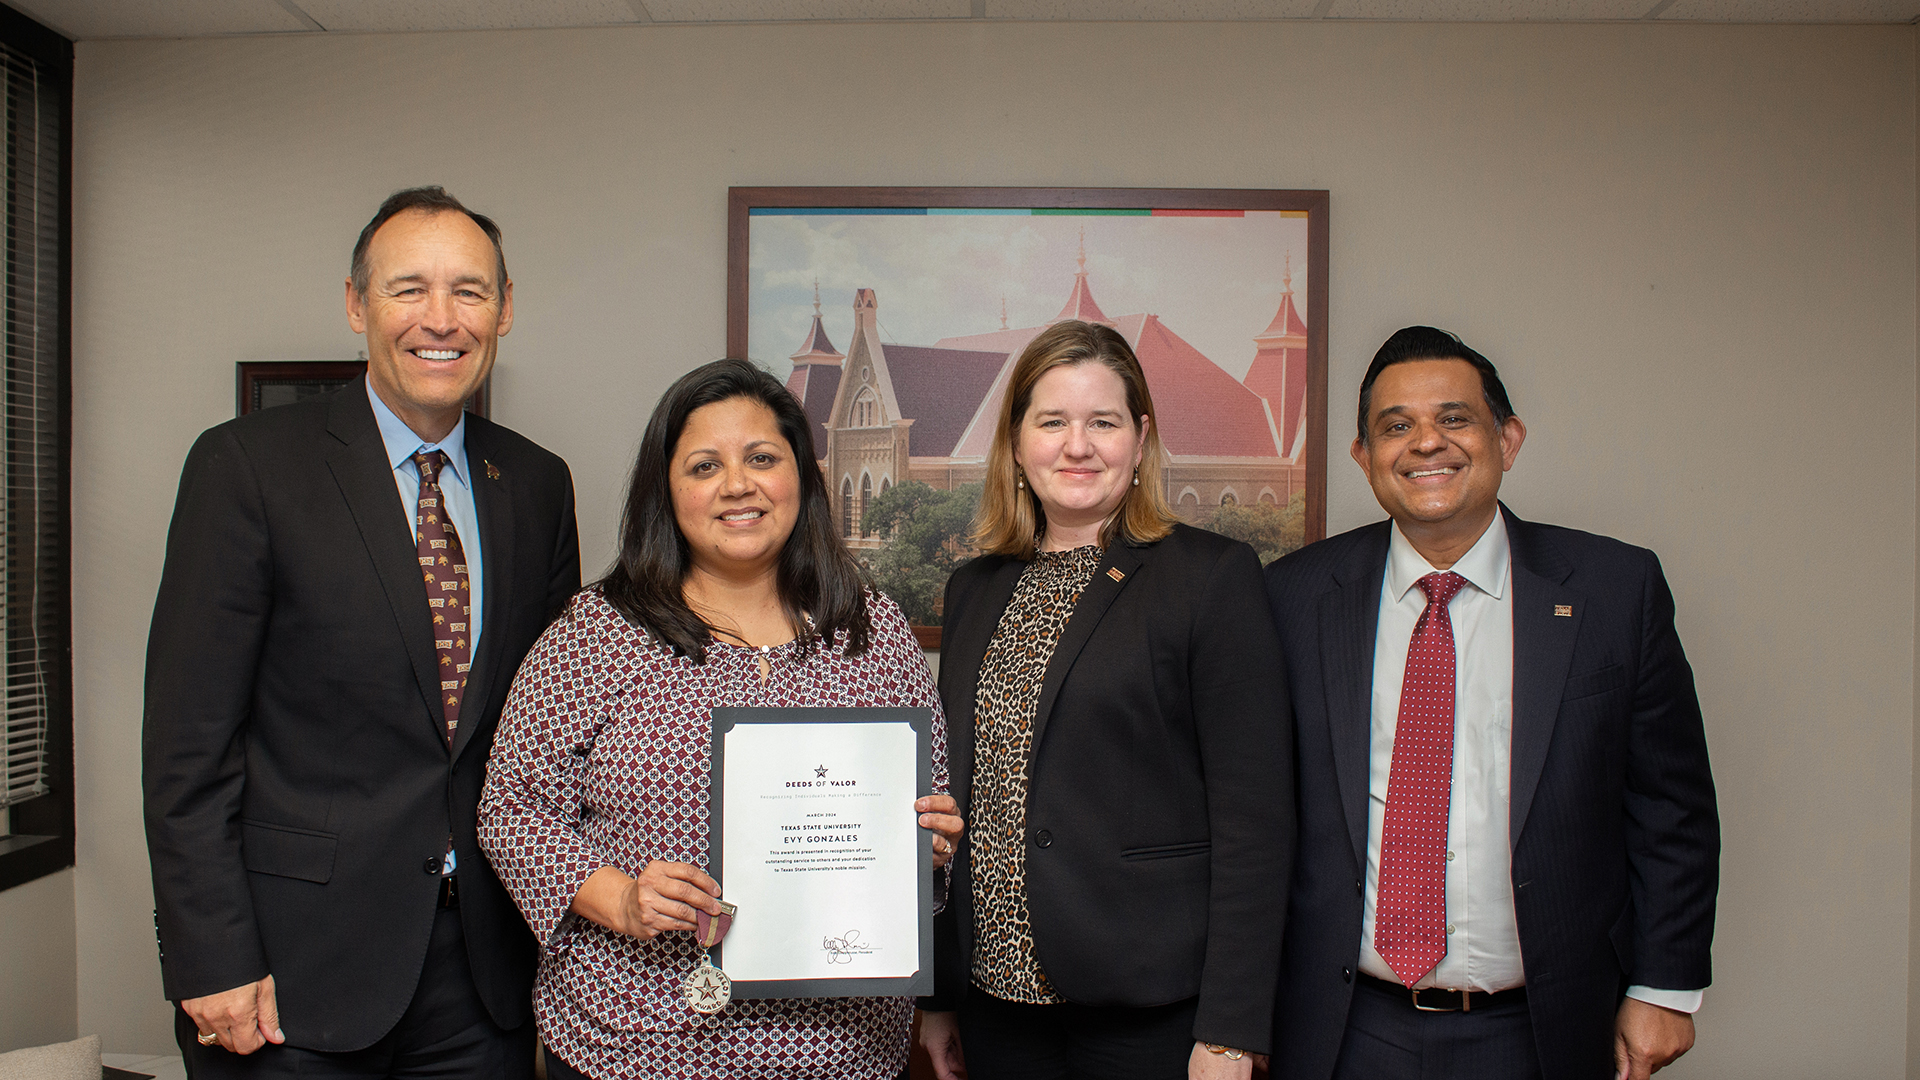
{"left": 917, "top": 321, "right": 1293, "bottom": 1080}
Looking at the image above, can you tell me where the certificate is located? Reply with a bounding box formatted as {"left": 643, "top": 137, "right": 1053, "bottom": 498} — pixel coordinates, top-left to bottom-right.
{"left": 708, "top": 706, "right": 934, "bottom": 999}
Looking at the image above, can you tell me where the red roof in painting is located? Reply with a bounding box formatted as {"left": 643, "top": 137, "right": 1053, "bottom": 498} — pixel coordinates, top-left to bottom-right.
{"left": 1243, "top": 284, "right": 1310, "bottom": 454}
{"left": 1257, "top": 290, "right": 1308, "bottom": 341}
{"left": 785, "top": 363, "right": 842, "bottom": 439}
{"left": 1053, "top": 273, "right": 1112, "bottom": 325}
{"left": 1241, "top": 352, "right": 1299, "bottom": 444}
{"left": 882, "top": 345, "right": 1009, "bottom": 456}
{"left": 835, "top": 258, "right": 1289, "bottom": 464}
{"left": 790, "top": 314, "right": 843, "bottom": 363}
{"left": 934, "top": 326, "right": 1044, "bottom": 356}
{"left": 937, "top": 315, "right": 1284, "bottom": 461}
{"left": 787, "top": 311, "right": 847, "bottom": 446}
{"left": 1110, "top": 314, "right": 1280, "bottom": 457}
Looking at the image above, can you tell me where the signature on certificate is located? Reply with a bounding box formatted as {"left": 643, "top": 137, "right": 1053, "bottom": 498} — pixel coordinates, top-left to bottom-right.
{"left": 822, "top": 930, "right": 876, "bottom": 964}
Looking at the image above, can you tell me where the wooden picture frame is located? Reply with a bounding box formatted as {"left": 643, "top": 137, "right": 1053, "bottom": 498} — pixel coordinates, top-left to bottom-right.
{"left": 236, "top": 359, "right": 491, "bottom": 418}
{"left": 728, "top": 187, "right": 1329, "bottom": 650}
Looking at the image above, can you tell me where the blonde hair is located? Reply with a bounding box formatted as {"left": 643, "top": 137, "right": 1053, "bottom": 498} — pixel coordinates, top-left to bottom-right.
{"left": 971, "top": 320, "right": 1177, "bottom": 559}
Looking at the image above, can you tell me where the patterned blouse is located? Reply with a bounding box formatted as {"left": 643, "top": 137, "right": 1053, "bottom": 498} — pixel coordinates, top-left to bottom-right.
{"left": 478, "top": 589, "right": 947, "bottom": 1080}
{"left": 967, "top": 545, "right": 1102, "bottom": 1004}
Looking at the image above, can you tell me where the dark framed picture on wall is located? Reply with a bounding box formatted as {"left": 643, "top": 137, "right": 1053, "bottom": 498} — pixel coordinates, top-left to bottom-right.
{"left": 728, "top": 186, "right": 1329, "bottom": 648}
{"left": 237, "top": 359, "right": 491, "bottom": 417}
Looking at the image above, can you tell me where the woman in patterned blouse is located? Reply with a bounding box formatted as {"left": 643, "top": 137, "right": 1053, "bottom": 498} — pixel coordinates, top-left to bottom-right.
{"left": 918, "top": 322, "right": 1292, "bottom": 1080}
{"left": 478, "top": 359, "right": 963, "bottom": 1080}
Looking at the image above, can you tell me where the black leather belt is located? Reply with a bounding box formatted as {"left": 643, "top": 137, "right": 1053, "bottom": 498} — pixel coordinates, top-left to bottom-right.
{"left": 437, "top": 875, "right": 460, "bottom": 909}
{"left": 1358, "top": 973, "right": 1525, "bottom": 1012}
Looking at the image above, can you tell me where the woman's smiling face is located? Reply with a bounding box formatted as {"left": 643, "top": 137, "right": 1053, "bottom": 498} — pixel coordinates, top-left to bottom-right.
{"left": 1013, "top": 361, "right": 1148, "bottom": 540}
{"left": 670, "top": 396, "right": 801, "bottom": 579}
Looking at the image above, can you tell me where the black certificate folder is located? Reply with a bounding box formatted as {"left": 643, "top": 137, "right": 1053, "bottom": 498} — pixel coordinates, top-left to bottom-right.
{"left": 709, "top": 706, "right": 935, "bottom": 999}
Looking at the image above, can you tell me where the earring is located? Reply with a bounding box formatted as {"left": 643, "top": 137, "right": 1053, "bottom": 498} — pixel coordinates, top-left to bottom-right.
{"left": 1132, "top": 467, "right": 1140, "bottom": 487}
{"left": 1016, "top": 468, "right": 1026, "bottom": 490}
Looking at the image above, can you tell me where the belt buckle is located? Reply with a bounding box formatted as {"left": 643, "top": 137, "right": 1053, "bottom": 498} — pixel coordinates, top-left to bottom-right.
{"left": 1410, "top": 986, "right": 1469, "bottom": 1013}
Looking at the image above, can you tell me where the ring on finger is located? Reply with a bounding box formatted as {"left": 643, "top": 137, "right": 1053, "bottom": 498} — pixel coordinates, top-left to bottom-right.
{"left": 196, "top": 1030, "right": 219, "bottom": 1047}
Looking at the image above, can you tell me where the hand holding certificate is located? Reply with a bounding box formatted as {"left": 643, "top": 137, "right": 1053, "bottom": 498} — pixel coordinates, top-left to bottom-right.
{"left": 478, "top": 361, "right": 956, "bottom": 1078}
{"left": 709, "top": 706, "right": 937, "bottom": 999}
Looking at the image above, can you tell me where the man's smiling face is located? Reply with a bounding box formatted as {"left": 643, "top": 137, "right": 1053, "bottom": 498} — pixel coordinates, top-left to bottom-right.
{"left": 1351, "top": 357, "right": 1525, "bottom": 546}
{"left": 347, "top": 208, "right": 512, "bottom": 439}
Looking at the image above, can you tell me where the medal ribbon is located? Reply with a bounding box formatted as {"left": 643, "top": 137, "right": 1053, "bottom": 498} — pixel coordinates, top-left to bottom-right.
{"left": 683, "top": 900, "right": 740, "bottom": 1016}
{"left": 697, "top": 901, "right": 737, "bottom": 949}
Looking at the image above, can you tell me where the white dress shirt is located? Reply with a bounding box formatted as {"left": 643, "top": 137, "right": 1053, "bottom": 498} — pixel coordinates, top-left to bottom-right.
{"left": 1359, "top": 515, "right": 1701, "bottom": 1013}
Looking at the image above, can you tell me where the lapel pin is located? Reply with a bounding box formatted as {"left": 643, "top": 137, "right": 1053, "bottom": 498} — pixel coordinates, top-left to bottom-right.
{"left": 485, "top": 460, "right": 501, "bottom": 480}
{"left": 1554, "top": 604, "right": 1573, "bottom": 617}
{"left": 1106, "top": 567, "right": 1126, "bottom": 582}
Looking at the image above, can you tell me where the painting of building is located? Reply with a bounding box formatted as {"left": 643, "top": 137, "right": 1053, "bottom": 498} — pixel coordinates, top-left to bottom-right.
{"left": 782, "top": 238, "right": 1311, "bottom": 552}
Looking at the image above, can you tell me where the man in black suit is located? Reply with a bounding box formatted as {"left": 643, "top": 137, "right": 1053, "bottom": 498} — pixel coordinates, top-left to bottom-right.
{"left": 1264, "top": 327, "right": 1717, "bottom": 1080}
{"left": 144, "top": 187, "right": 579, "bottom": 1077}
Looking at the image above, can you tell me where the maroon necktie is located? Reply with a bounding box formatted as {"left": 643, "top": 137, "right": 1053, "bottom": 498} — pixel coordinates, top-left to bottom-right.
{"left": 414, "top": 451, "right": 470, "bottom": 743}
{"left": 1374, "top": 570, "right": 1467, "bottom": 986}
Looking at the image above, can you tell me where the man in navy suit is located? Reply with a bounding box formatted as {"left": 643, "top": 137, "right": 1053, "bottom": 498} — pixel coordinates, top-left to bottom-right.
{"left": 1264, "top": 326, "right": 1718, "bottom": 1080}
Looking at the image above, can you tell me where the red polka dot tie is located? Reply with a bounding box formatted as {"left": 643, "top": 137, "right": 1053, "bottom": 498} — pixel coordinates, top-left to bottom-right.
{"left": 413, "top": 451, "right": 470, "bottom": 744}
{"left": 1375, "top": 570, "right": 1467, "bottom": 986}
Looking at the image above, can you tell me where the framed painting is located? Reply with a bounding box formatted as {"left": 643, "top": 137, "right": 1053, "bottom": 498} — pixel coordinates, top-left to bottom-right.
{"left": 237, "top": 358, "right": 490, "bottom": 418}
{"left": 728, "top": 187, "right": 1329, "bottom": 648}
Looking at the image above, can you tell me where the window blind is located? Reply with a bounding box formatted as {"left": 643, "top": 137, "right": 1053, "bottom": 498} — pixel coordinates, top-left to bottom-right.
{"left": 0, "top": 38, "right": 60, "bottom": 812}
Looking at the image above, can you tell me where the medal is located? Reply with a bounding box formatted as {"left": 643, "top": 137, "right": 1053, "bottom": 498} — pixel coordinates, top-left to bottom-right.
{"left": 682, "top": 900, "right": 737, "bottom": 1015}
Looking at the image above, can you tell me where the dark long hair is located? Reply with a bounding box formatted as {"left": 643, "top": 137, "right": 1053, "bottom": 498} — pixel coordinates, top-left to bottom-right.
{"left": 599, "top": 358, "right": 871, "bottom": 663}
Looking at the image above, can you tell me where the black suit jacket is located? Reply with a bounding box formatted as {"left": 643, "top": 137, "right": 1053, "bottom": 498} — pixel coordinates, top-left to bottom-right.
{"left": 1264, "top": 506, "right": 1718, "bottom": 1080}
{"left": 143, "top": 378, "right": 580, "bottom": 1050}
{"left": 930, "top": 524, "right": 1293, "bottom": 1053}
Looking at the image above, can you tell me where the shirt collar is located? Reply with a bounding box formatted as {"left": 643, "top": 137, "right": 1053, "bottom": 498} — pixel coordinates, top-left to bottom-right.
{"left": 1385, "top": 511, "right": 1510, "bottom": 602}
{"left": 366, "top": 379, "right": 469, "bottom": 485}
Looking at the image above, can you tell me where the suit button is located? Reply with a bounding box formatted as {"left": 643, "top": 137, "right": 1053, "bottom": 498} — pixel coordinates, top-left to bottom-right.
{"left": 423, "top": 857, "right": 441, "bottom": 875}
{"left": 1034, "top": 830, "right": 1053, "bottom": 849}
{"left": 1342, "top": 967, "right": 1353, "bottom": 984}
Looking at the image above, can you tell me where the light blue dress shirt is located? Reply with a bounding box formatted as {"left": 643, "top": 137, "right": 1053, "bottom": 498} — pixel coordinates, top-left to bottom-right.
{"left": 369, "top": 383, "right": 483, "bottom": 876}
{"left": 366, "top": 381, "right": 485, "bottom": 667}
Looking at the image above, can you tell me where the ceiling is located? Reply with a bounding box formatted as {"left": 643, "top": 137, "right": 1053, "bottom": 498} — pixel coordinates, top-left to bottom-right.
{"left": 12, "top": 0, "right": 1916, "bottom": 40}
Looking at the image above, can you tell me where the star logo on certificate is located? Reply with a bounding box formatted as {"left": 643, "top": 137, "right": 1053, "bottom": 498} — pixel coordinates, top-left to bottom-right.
{"left": 815, "top": 765, "right": 828, "bottom": 778}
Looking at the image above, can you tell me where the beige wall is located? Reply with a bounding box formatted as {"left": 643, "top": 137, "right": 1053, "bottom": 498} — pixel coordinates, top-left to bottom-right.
{"left": 0, "top": 868, "right": 76, "bottom": 1050}
{"left": 60, "top": 19, "right": 1914, "bottom": 1075}
{"left": 1910, "top": 23, "right": 1920, "bottom": 1079}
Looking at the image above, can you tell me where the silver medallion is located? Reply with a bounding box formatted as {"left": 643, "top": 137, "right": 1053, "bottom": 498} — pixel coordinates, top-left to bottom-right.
{"left": 683, "top": 953, "right": 732, "bottom": 1014}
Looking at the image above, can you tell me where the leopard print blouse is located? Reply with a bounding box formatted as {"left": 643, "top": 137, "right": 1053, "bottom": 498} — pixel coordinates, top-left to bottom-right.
{"left": 968, "top": 544, "right": 1103, "bottom": 1003}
